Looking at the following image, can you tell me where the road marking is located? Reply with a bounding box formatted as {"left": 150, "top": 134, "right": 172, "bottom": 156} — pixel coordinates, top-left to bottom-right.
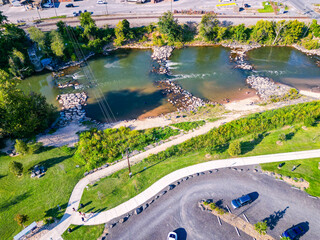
{"left": 235, "top": 226, "right": 241, "bottom": 237}
{"left": 217, "top": 216, "right": 222, "bottom": 226}
{"left": 226, "top": 205, "right": 232, "bottom": 214}
{"left": 242, "top": 213, "right": 249, "bottom": 223}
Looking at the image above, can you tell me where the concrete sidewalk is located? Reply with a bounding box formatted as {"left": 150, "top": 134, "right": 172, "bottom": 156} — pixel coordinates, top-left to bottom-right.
{"left": 40, "top": 149, "right": 320, "bottom": 240}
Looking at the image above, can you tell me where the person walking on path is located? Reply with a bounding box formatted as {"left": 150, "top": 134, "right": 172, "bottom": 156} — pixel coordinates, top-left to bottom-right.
{"left": 81, "top": 217, "right": 85, "bottom": 222}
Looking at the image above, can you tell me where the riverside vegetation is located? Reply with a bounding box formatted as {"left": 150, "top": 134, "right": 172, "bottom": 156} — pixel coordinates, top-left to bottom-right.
{"left": 1, "top": 102, "right": 320, "bottom": 239}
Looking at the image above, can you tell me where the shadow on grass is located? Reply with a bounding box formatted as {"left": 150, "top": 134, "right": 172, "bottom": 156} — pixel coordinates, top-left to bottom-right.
{"left": 262, "top": 206, "right": 289, "bottom": 230}
{"left": 45, "top": 202, "right": 68, "bottom": 219}
{"left": 132, "top": 158, "right": 167, "bottom": 177}
{"left": 286, "top": 132, "right": 295, "bottom": 140}
{"left": 241, "top": 133, "right": 268, "bottom": 155}
{"left": 0, "top": 174, "right": 7, "bottom": 180}
{"left": 0, "top": 191, "right": 30, "bottom": 212}
{"left": 28, "top": 155, "right": 73, "bottom": 172}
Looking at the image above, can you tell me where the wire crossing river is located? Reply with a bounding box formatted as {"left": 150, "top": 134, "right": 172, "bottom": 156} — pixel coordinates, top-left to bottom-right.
{"left": 20, "top": 47, "right": 320, "bottom": 122}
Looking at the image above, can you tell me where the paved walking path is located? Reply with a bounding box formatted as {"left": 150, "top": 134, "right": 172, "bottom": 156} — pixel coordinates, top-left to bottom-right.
{"left": 41, "top": 148, "right": 320, "bottom": 240}
{"left": 40, "top": 112, "right": 320, "bottom": 239}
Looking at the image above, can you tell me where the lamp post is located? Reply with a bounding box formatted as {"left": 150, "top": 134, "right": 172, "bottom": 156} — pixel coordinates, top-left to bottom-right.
{"left": 105, "top": 2, "right": 108, "bottom": 15}
{"left": 123, "top": 148, "right": 132, "bottom": 178}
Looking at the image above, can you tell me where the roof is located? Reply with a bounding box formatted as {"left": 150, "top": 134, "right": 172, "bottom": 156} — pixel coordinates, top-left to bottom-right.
{"left": 13, "top": 222, "right": 37, "bottom": 240}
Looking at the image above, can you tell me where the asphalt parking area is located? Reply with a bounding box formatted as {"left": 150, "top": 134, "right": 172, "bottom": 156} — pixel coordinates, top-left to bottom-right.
{"left": 106, "top": 166, "right": 320, "bottom": 240}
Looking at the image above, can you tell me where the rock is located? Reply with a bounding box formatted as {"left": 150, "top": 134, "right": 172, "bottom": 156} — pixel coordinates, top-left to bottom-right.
{"left": 135, "top": 207, "right": 143, "bottom": 215}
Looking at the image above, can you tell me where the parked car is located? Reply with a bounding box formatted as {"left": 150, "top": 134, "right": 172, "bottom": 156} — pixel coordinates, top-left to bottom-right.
{"left": 244, "top": 3, "right": 250, "bottom": 8}
{"left": 231, "top": 194, "right": 252, "bottom": 209}
{"left": 12, "top": 0, "right": 22, "bottom": 7}
{"left": 281, "top": 224, "right": 306, "bottom": 240}
{"left": 167, "top": 232, "right": 177, "bottom": 240}
{"left": 97, "top": 0, "right": 106, "bottom": 4}
{"left": 66, "top": 3, "right": 74, "bottom": 8}
{"left": 42, "top": 3, "right": 54, "bottom": 8}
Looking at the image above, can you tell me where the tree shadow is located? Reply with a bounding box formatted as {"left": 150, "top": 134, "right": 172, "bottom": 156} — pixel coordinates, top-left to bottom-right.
{"left": 80, "top": 201, "right": 92, "bottom": 209}
{"left": 241, "top": 133, "right": 268, "bottom": 155}
{"left": 44, "top": 202, "right": 68, "bottom": 219}
{"left": 0, "top": 192, "right": 30, "bottom": 212}
{"left": 174, "top": 228, "right": 187, "bottom": 240}
{"left": 0, "top": 174, "right": 7, "bottom": 180}
{"left": 28, "top": 155, "right": 73, "bottom": 172}
{"left": 262, "top": 206, "right": 289, "bottom": 230}
{"left": 84, "top": 89, "right": 166, "bottom": 122}
{"left": 286, "top": 132, "right": 295, "bottom": 140}
{"left": 132, "top": 157, "right": 166, "bottom": 177}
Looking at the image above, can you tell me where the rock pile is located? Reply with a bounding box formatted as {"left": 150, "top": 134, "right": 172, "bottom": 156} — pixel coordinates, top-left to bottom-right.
{"left": 152, "top": 46, "right": 174, "bottom": 60}
{"left": 56, "top": 92, "right": 88, "bottom": 126}
{"left": 246, "top": 76, "right": 291, "bottom": 100}
{"left": 230, "top": 49, "right": 253, "bottom": 70}
{"left": 152, "top": 46, "right": 175, "bottom": 75}
{"left": 157, "top": 80, "right": 212, "bottom": 112}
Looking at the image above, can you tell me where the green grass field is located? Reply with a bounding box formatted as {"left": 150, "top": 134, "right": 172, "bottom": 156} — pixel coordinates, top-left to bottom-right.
{"left": 80, "top": 124, "right": 320, "bottom": 215}
{"left": 61, "top": 224, "right": 104, "bottom": 240}
{"left": 258, "top": 1, "right": 275, "bottom": 13}
{"left": 0, "top": 147, "right": 86, "bottom": 239}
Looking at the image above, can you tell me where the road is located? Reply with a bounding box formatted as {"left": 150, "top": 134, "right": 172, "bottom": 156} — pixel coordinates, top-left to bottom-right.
{"left": 0, "top": 0, "right": 307, "bottom": 23}
{"left": 107, "top": 166, "right": 320, "bottom": 240}
{"left": 287, "top": 0, "right": 320, "bottom": 19}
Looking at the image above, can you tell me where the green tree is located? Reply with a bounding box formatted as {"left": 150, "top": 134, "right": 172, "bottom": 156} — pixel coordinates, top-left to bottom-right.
{"left": 50, "top": 31, "right": 65, "bottom": 57}
{"left": 310, "top": 19, "right": 320, "bottom": 38}
{"left": 80, "top": 12, "right": 95, "bottom": 27}
{"left": 9, "top": 161, "right": 23, "bottom": 176}
{"left": 278, "top": 133, "right": 286, "bottom": 141}
{"left": 0, "top": 11, "right": 8, "bottom": 25}
{"left": 27, "top": 26, "right": 46, "bottom": 50}
{"left": 158, "top": 11, "right": 182, "bottom": 43}
{"left": 251, "top": 20, "right": 275, "bottom": 44}
{"left": 114, "top": 19, "right": 131, "bottom": 46}
{"left": 254, "top": 221, "right": 268, "bottom": 235}
{"left": 231, "top": 24, "right": 247, "bottom": 42}
{"left": 15, "top": 139, "right": 28, "bottom": 155}
{"left": 14, "top": 214, "right": 28, "bottom": 227}
{"left": 228, "top": 140, "right": 241, "bottom": 156}
{"left": 283, "top": 20, "right": 305, "bottom": 44}
{"left": 199, "top": 13, "right": 219, "bottom": 42}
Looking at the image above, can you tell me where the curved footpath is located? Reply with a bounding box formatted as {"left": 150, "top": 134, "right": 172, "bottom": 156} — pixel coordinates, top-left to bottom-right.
{"left": 40, "top": 113, "right": 320, "bottom": 240}
{"left": 41, "top": 149, "right": 320, "bottom": 240}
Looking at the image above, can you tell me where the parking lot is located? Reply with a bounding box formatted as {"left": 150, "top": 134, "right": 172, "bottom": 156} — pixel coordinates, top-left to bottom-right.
{"left": 106, "top": 166, "right": 320, "bottom": 240}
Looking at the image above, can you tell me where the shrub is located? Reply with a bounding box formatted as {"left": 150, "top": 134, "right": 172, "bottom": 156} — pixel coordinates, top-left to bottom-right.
{"left": 44, "top": 217, "right": 55, "bottom": 225}
{"left": 9, "top": 161, "right": 23, "bottom": 176}
{"left": 228, "top": 140, "right": 241, "bottom": 156}
{"left": 254, "top": 221, "right": 268, "bottom": 235}
{"left": 278, "top": 133, "right": 287, "bottom": 142}
{"left": 171, "top": 120, "right": 205, "bottom": 131}
{"left": 15, "top": 139, "right": 28, "bottom": 155}
{"left": 27, "top": 142, "right": 42, "bottom": 154}
{"left": 304, "top": 116, "right": 315, "bottom": 127}
{"left": 14, "top": 214, "right": 29, "bottom": 227}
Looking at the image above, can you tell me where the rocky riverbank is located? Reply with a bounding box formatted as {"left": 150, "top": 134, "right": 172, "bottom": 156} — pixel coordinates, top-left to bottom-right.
{"left": 293, "top": 44, "right": 320, "bottom": 57}
{"left": 56, "top": 92, "right": 88, "bottom": 127}
{"left": 151, "top": 46, "right": 174, "bottom": 74}
{"left": 156, "top": 80, "right": 213, "bottom": 112}
{"left": 246, "top": 76, "right": 292, "bottom": 100}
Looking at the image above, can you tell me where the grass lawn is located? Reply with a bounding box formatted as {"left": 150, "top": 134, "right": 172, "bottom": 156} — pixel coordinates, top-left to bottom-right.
{"left": 80, "top": 124, "right": 320, "bottom": 216}
{"left": 61, "top": 224, "right": 104, "bottom": 240}
{"left": 258, "top": 1, "right": 275, "bottom": 13}
{"left": 0, "top": 147, "right": 86, "bottom": 239}
{"left": 261, "top": 158, "right": 320, "bottom": 197}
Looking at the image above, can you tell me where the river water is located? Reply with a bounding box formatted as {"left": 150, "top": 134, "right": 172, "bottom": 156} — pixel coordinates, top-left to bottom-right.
{"left": 20, "top": 46, "right": 320, "bottom": 122}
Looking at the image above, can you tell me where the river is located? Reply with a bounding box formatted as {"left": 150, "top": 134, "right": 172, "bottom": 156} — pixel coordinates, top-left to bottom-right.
{"left": 20, "top": 46, "right": 320, "bottom": 122}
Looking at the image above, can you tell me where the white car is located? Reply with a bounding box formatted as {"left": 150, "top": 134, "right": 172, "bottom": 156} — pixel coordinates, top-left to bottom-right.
{"left": 96, "top": 0, "right": 106, "bottom": 4}
{"left": 167, "top": 232, "right": 177, "bottom": 240}
{"left": 42, "top": 3, "right": 54, "bottom": 8}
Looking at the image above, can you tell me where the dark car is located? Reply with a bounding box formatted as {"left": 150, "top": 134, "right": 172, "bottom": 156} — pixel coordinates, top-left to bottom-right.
{"left": 244, "top": 4, "right": 250, "bottom": 8}
{"left": 66, "top": 3, "right": 74, "bottom": 7}
{"left": 282, "top": 224, "right": 305, "bottom": 240}
{"left": 231, "top": 194, "right": 252, "bottom": 209}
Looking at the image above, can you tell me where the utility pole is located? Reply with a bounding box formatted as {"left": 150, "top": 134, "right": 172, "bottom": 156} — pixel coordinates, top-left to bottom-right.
{"left": 105, "top": 2, "right": 108, "bottom": 15}
{"left": 124, "top": 148, "right": 132, "bottom": 178}
{"left": 53, "top": 0, "right": 58, "bottom": 17}
{"left": 171, "top": 0, "right": 172, "bottom": 13}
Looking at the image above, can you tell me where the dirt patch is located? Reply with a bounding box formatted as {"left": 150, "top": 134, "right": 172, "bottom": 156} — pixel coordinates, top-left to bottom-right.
{"left": 263, "top": 171, "right": 309, "bottom": 191}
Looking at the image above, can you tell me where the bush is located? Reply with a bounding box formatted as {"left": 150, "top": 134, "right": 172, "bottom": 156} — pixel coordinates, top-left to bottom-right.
{"left": 304, "top": 116, "right": 315, "bottom": 127}
{"left": 14, "top": 214, "right": 29, "bottom": 227}
{"left": 278, "top": 133, "right": 287, "bottom": 142}
{"left": 15, "top": 139, "right": 28, "bottom": 155}
{"left": 15, "top": 140, "right": 42, "bottom": 155}
{"left": 44, "top": 217, "right": 55, "bottom": 225}
{"left": 228, "top": 140, "right": 241, "bottom": 156}
{"left": 171, "top": 120, "right": 205, "bottom": 131}
{"left": 9, "top": 161, "right": 23, "bottom": 176}
{"left": 254, "top": 221, "right": 268, "bottom": 235}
